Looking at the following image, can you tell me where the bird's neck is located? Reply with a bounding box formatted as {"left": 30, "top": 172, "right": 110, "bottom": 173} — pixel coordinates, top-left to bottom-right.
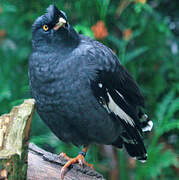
{"left": 32, "top": 27, "right": 80, "bottom": 53}
{"left": 59, "top": 27, "right": 80, "bottom": 49}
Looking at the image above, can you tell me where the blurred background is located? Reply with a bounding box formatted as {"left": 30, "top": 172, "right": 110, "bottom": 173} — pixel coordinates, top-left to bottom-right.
{"left": 0, "top": 0, "right": 178, "bottom": 179}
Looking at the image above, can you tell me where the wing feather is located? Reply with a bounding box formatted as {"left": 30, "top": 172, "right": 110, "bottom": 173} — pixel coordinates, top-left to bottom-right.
{"left": 86, "top": 39, "right": 152, "bottom": 161}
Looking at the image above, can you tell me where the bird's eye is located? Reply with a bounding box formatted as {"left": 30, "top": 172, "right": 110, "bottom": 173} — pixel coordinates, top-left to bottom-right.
{"left": 43, "top": 24, "right": 49, "bottom": 31}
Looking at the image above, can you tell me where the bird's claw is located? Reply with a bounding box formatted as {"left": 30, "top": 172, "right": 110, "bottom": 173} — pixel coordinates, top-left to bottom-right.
{"left": 59, "top": 153, "right": 93, "bottom": 179}
{"left": 60, "top": 167, "right": 66, "bottom": 180}
{"left": 78, "top": 158, "right": 83, "bottom": 166}
{"left": 59, "top": 152, "right": 71, "bottom": 161}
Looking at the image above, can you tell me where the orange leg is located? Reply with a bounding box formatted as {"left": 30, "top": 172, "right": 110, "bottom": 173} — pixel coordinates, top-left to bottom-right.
{"left": 59, "top": 146, "right": 93, "bottom": 179}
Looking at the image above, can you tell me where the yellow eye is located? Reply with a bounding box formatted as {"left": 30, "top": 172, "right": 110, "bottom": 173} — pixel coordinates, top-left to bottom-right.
{"left": 43, "top": 24, "right": 49, "bottom": 31}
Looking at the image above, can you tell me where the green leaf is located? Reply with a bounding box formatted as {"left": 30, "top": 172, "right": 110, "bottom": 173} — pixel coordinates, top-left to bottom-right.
{"left": 136, "top": 144, "right": 178, "bottom": 179}
{"left": 107, "top": 35, "right": 124, "bottom": 47}
{"left": 74, "top": 24, "right": 94, "bottom": 38}
{"left": 155, "top": 91, "right": 175, "bottom": 126}
{"left": 96, "top": 0, "right": 111, "bottom": 20}
{"left": 164, "top": 98, "right": 179, "bottom": 122}
{"left": 10, "top": 99, "right": 25, "bottom": 107}
{"left": 156, "top": 120, "right": 179, "bottom": 137}
{"left": 124, "top": 46, "right": 149, "bottom": 64}
{"left": 0, "top": 87, "right": 11, "bottom": 101}
{"left": 2, "top": 3, "right": 17, "bottom": 13}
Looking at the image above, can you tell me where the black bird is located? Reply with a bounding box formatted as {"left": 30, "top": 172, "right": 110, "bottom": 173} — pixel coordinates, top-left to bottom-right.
{"left": 29, "top": 5, "right": 153, "bottom": 178}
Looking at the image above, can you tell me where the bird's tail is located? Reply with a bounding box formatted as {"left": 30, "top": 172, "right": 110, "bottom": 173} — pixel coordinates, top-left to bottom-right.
{"left": 112, "top": 135, "right": 147, "bottom": 162}
{"left": 122, "top": 124, "right": 148, "bottom": 162}
{"left": 138, "top": 111, "right": 153, "bottom": 133}
{"left": 125, "top": 112, "right": 153, "bottom": 162}
{"left": 112, "top": 121, "right": 148, "bottom": 162}
{"left": 113, "top": 112, "right": 153, "bottom": 162}
{"left": 123, "top": 142, "right": 147, "bottom": 162}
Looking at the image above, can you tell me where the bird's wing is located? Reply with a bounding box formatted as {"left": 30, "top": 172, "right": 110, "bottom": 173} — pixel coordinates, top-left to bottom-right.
{"left": 88, "top": 41, "right": 151, "bottom": 161}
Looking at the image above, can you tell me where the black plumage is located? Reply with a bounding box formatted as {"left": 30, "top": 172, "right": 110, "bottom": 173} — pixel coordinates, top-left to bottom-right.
{"left": 29, "top": 5, "right": 153, "bottom": 162}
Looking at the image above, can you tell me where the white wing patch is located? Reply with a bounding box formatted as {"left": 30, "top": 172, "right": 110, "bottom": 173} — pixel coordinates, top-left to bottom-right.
{"left": 132, "top": 157, "right": 147, "bottom": 163}
{"left": 142, "top": 120, "right": 153, "bottom": 132}
{"left": 98, "top": 83, "right": 103, "bottom": 88}
{"left": 139, "top": 159, "right": 147, "bottom": 163}
{"left": 106, "top": 92, "right": 135, "bottom": 126}
{"left": 115, "top": 90, "right": 124, "bottom": 100}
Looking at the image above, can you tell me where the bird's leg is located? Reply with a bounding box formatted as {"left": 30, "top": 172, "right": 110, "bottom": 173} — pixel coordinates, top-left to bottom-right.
{"left": 59, "top": 145, "right": 93, "bottom": 179}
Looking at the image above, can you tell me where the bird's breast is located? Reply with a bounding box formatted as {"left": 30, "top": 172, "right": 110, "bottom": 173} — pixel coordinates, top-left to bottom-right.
{"left": 29, "top": 55, "right": 92, "bottom": 112}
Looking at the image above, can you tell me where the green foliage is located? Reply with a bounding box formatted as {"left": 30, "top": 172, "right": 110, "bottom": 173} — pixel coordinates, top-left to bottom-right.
{"left": 0, "top": 0, "right": 178, "bottom": 179}
{"left": 153, "top": 91, "right": 179, "bottom": 146}
{"left": 136, "top": 144, "right": 178, "bottom": 179}
{"left": 74, "top": 24, "right": 94, "bottom": 38}
{"left": 96, "top": 0, "right": 111, "bottom": 20}
{"left": 136, "top": 91, "right": 179, "bottom": 179}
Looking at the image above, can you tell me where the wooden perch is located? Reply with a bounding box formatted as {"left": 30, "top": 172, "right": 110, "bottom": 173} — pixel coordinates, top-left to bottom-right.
{"left": 27, "top": 143, "right": 105, "bottom": 180}
{"left": 0, "top": 99, "right": 105, "bottom": 180}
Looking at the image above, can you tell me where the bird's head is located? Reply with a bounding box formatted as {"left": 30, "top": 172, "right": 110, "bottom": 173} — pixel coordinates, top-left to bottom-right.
{"left": 32, "top": 5, "right": 79, "bottom": 51}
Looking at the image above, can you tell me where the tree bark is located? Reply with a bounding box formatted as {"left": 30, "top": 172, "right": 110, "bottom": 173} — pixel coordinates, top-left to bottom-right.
{"left": 27, "top": 143, "right": 105, "bottom": 180}
{"left": 0, "top": 99, "right": 35, "bottom": 180}
{"left": 0, "top": 99, "right": 105, "bottom": 180}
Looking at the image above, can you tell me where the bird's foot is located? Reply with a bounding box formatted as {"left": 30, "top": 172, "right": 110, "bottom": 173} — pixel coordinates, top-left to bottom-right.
{"left": 59, "top": 152, "right": 94, "bottom": 179}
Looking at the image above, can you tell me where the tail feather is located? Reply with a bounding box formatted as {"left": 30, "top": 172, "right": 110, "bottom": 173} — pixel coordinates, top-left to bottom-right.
{"left": 124, "top": 142, "right": 147, "bottom": 162}
{"left": 111, "top": 111, "right": 150, "bottom": 162}
{"left": 108, "top": 101, "right": 152, "bottom": 162}
{"left": 112, "top": 118, "right": 148, "bottom": 162}
{"left": 138, "top": 111, "right": 153, "bottom": 132}
{"left": 121, "top": 124, "right": 147, "bottom": 162}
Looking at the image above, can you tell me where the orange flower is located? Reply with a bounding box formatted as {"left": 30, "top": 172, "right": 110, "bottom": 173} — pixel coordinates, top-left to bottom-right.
{"left": 0, "top": 169, "right": 7, "bottom": 178}
{"left": 0, "top": 29, "right": 6, "bottom": 37}
{"left": 123, "top": 29, "right": 132, "bottom": 41}
{"left": 91, "top": 21, "right": 108, "bottom": 39}
{"left": 134, "top": 0, "right": 147, "bottom": 4}
{"left": 0, "top": 4, "right": 2, "bottom": 14}
{"left": 128, "top": 157, "right": 136, "bottom": 169}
